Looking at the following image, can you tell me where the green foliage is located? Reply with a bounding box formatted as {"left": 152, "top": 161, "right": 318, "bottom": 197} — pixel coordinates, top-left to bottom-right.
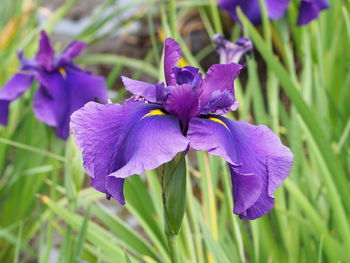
{"left": 0, "top": 0, "right": 349, "bottom": 262}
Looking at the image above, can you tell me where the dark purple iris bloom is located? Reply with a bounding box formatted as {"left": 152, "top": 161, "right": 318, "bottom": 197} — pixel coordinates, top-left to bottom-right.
{"left": 71, "top": 38, "right": 293, "bottom": 220}
{"left": 213, "top": 34, "right": 253, "bottom": 64}
{"left": 217, "top": 0, "right": 330, "bottom": 26}
{"left": 0, "top": 31, "right": 108, "bottom": 139}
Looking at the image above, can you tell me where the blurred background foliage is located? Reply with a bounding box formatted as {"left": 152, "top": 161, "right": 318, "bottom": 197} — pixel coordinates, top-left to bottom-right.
{"left": 0, "top": 0, "right": 349, "bottom": 262}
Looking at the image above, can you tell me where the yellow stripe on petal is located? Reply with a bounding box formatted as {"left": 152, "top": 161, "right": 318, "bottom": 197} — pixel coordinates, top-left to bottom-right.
{"left": 158, "top": 28, "right": 165, "bottom": 42}
{"left": 142, "top": 109, "right": 165, "bottom": 119}
{"left": 59, "top": 68, "right": 67, "bottom": 79}
{"left": 208, "top": 117, "right": 229, "bottom": 130}
{"left": 178, "top": 58, "right": 188, "bottom": 67}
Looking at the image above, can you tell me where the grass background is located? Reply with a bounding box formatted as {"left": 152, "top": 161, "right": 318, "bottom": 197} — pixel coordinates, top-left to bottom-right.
{"left": 0, "top": 0, "right": 349, "bottom": 262}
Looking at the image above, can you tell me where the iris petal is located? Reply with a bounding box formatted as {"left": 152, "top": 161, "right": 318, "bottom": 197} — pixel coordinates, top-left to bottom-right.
{"left": 164, "top": 38, "right": 182, "bottom": 86}
{"left": 0, "top": 73, "right": 34, "bottom": 102}
{"left": 33, "top": 86, "right": 57, "bottom": 126}
{"left": 214, "top": 34, "right": 253, "bottom": 64}
{"left": 229, "top": 165, "right": 263, "bottom": 215}
{"left": 0, "top": 73, "right": 34, "bottom": 126}
{"left": 0, "top": 101, "right": 10, "bottom": 125}
{"left": 35, "top": 31, "right": 55, "bottom": 71}
{"left": 297, "top": 0, "right": 330, "bottom": 25}
{"left": 62, "top": 41, "right": 87, "bottom": 59}
{"left": 35, "top": 67, "right": 107, "bottom": 139}
{"left": 217, "top": 0, "right": 290, "bottom": 25}
{"left": 265, "top": 0, "right": 290, "bottom": 20}
{"left": 70, "top": 101, "right": 189, "bottom": 203}
{"left": 165, "top": 83, "right": 200, "bottom": 128}
{"left": 173, "top": 66, "right": 200, "bottom": 86}
{"left": 57, "top": 41, "right": 87, "bottom": 67}
{"left": 121, "top": 76, "right": 157, "bottom": 102}
{"left": 187, "top": 116, "right": 293, "bottom": 219}
{"left": 200, "top": 90, "right": 235, "bottom": 115}
{"left": 198, "top": 63, "right": 242, "bottom": 111}
{"left": 71, "top": 102, "right": 126, "bottom": 202}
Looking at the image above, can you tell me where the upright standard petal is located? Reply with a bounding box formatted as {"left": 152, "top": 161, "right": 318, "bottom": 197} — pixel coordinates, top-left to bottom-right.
{"left": 187, "top": 116, "right": 293, "bottom": 219}
{"left": 70, "top": 101, "right": 189, "bottom": 203}
{"left": 198, "top": 63, "right": 242, "bottom": 110}
{"left": 200, "top": 90, "right": 235, "bottom": 115}
{"left": 164, "top": 38, "right": 182, "bottom": 86}
{"left": 297, "top": 0, "right": 330, "bottom": 25}
{"left": 121, "top": 76, "right": 157, "bottom": 102}
{"left": 63, "top": 41, "right": 87, "bottom": 59}
{"left": 35, "top": 31, "right": 55, "bottom": 71}
{"left": 172, "top": 66, "right": 202, "bottom": 87}
{"left": 57, "top": 41, "right": 87, "bottom": 66}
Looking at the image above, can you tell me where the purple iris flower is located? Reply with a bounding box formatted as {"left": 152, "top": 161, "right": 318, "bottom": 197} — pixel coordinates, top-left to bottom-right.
{"left": 0, "top": 31, "right": 108, "bottom": 139}
{"left": 217, "top": 0, "right": 330, "bottom": 26}
{"left": 71, "top": 38, "right": 293, "bottom": 220}
{"left": 213, "top": 34, "right": 253, "bottom": 64}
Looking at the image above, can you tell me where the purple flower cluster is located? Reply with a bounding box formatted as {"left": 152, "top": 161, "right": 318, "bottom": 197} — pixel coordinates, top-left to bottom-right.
{"left": 217, "top": 0, "right": 330, "bottom": 26}
{"left": 71, "top": 38, "right": 293, "bottom": 219}
{"left": 0, "top": 31, "right": 107, "bottom": 139}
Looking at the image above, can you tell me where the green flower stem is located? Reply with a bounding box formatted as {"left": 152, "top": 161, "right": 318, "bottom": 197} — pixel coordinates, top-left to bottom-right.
{"left": 165, "top": 231, "right": 180, "bottom": 263}
{"left": 157, "top": 154, "right": 187, "bottom": 263}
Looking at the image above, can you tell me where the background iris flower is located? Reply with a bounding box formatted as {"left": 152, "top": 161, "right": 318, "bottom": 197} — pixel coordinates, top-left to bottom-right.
{"left": 217, "top": 0, "right": 330, "bottom": 26}
{"left": 0, "top": 31, "right": 108, "bottom": 139}
{"left": 213, "top": 34, "right": 253, "bottom": 64}
{"left": 71, "top": 38, "right": 293, "bottom": 220}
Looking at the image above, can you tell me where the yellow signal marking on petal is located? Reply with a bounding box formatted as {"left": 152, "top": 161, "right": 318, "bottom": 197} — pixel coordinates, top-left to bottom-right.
{"left": 59, "top": 67, "right": 67, "bottom": 79}
{"left": 208, "top": 117, "right": 229, "bottom": 130}
{"left": 158, "top": 28, "right": 165, "bottom": 42}
{"left": 142, "top": 109, "right": 165, "bottom": 119}
{"left": 178, "top": 58, "right": 188, "bottom": 67}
